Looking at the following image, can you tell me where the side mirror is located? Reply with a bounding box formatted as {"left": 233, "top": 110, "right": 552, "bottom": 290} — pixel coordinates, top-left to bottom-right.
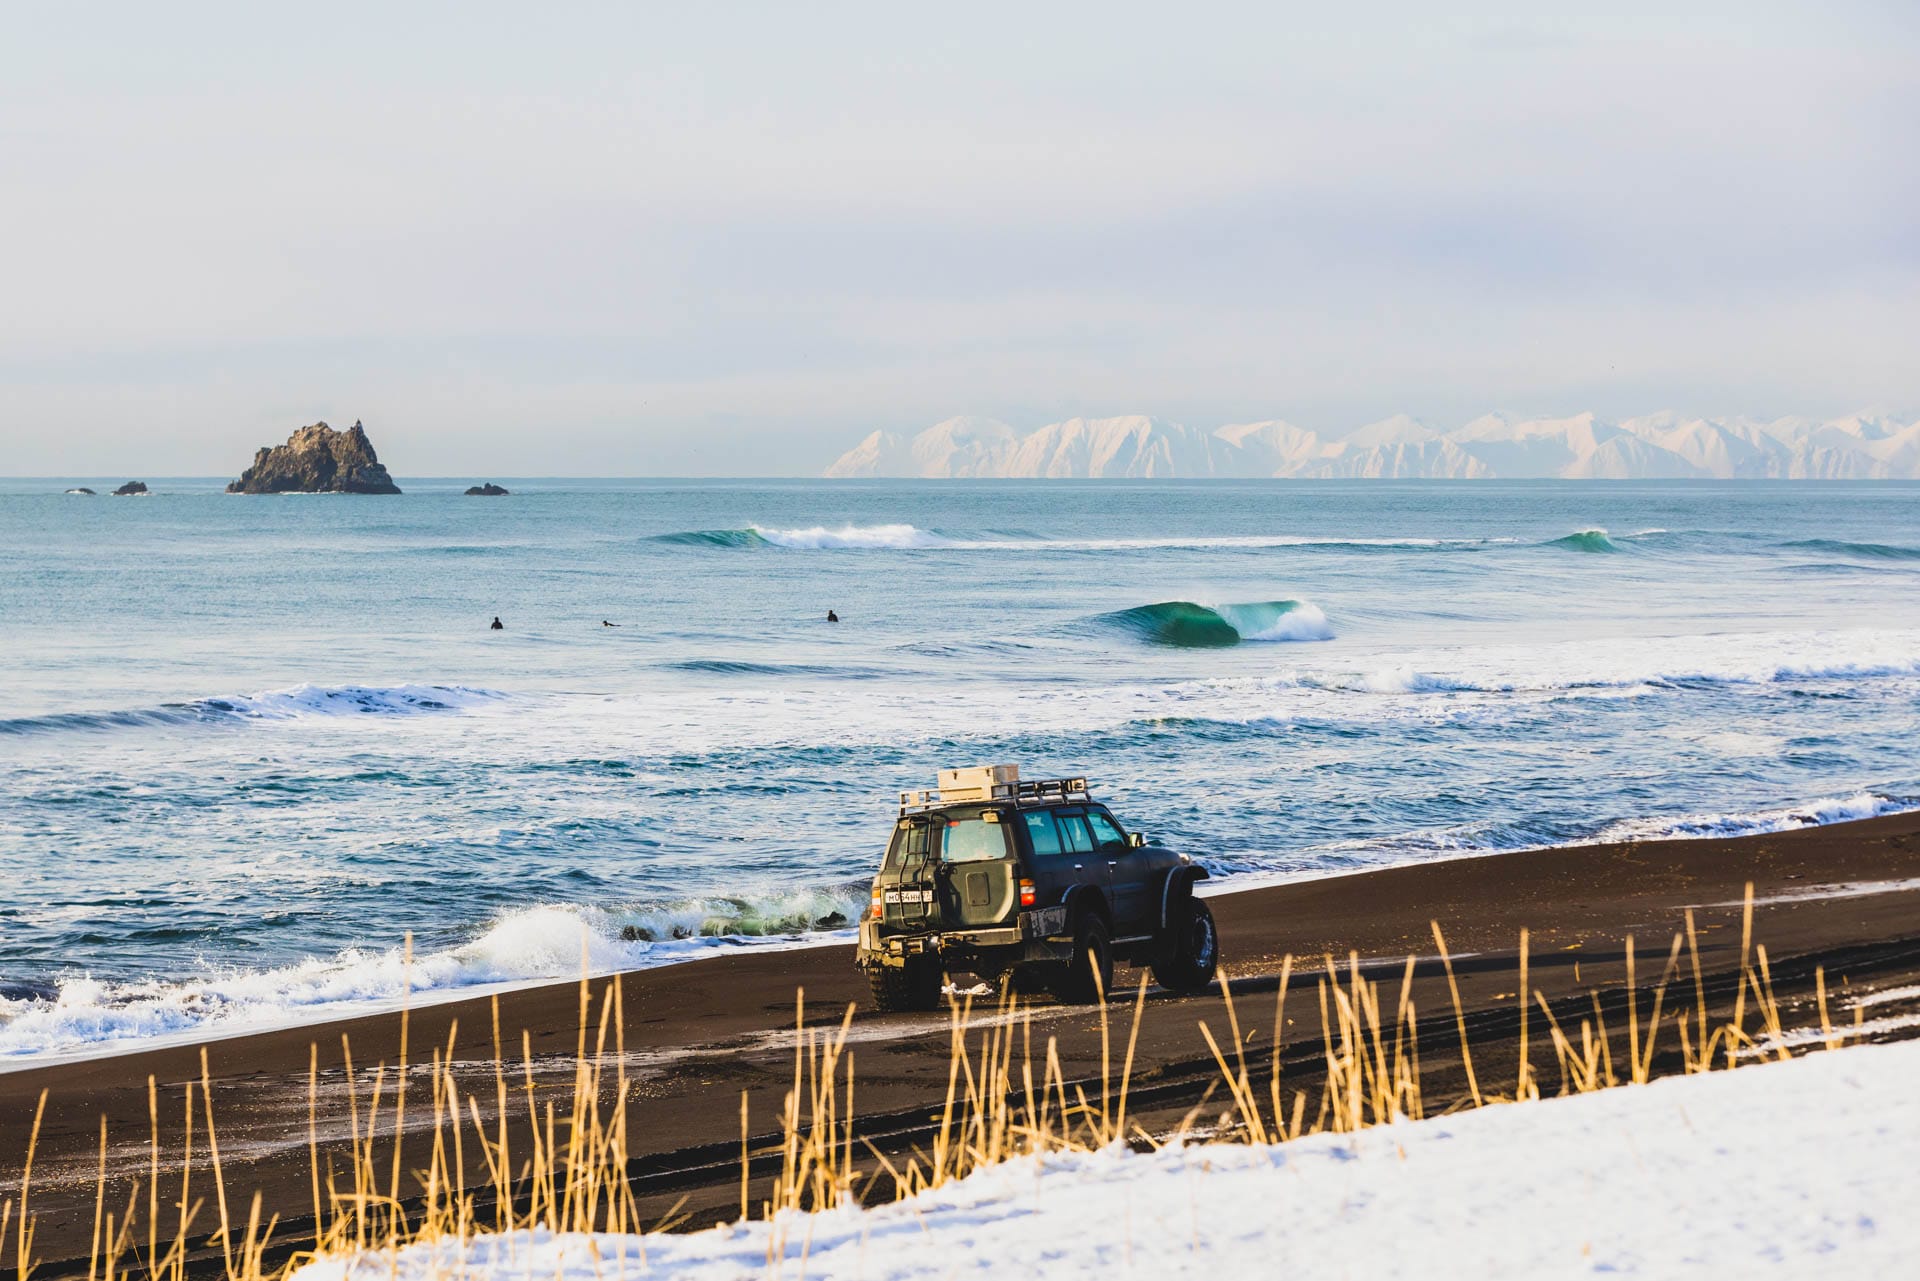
{"left": 1128, "top": 832, "right": 1146, "bottom": 849}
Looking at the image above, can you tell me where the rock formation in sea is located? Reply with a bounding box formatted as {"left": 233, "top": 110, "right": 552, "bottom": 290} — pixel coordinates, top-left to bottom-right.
{"left": 112, "top": 481, "right": 148, "bottom": 496}
{"left": 464, "top": 482, "right": 510, "bottom": 496}
{"left": 226, "top": 421, "right": 401, "bottom": 494}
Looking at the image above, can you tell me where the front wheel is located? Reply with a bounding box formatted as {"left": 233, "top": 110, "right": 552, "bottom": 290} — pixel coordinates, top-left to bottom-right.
{"left": 1151, "top": 897, "right": 1219, "bottom": 993}
{"left": 866, "top": 956, "right": 944, "bottom": 1013}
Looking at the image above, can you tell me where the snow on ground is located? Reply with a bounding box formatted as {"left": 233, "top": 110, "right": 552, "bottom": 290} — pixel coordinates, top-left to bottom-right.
{"left": 293, "top": 1037, "right": 1920, "bottom": 1280}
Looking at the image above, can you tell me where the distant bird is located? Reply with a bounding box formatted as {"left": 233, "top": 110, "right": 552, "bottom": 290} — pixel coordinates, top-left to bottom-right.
{"left": 490, "top": 617, "right": 504, "bottom": 631}
{"left": 827, "top": 610, "right": 839, "bottom": 623}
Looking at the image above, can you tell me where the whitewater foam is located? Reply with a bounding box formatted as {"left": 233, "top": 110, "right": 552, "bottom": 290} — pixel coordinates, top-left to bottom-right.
{"left": 653, "top": 526, "right": 1527, "bottom": 554}
{"left": 1242, "top": 629, "right": 1920, "bottom": 698}
{"left": 1595, "top": 792, "right": 1916, "bottom": 843}
{"left": 0, "top": 684, "right": 513, "bottom": 738}
{"left": 0, "top": 890, "right": 864, "bottom": 1063}
{"left": 751, "top": 523, "right": 951, "bottom": 549}
{"left": 1214, "top": 600, "right": 1334, "bottom": 642}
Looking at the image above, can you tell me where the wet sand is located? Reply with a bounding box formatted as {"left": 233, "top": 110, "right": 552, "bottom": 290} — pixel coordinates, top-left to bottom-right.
{"left": 6, "top": 811, "right": 1920, "bottom": 1276}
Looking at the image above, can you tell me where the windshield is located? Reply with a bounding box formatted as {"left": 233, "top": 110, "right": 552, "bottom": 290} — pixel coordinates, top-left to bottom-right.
{"left": 942, "top": 815, "right": 1010, "bottom": 863}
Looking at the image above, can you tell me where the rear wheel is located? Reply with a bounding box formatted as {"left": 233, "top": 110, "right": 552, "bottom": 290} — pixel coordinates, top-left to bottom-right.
{"left": 1053, "top": 913, "right": 1113, "bottom": 1004}
{"left": 866, "top": 956, "right": 944, "bottom": 1013}
{"left": 1151, "top": 897, "right": 1219, "bottom": 993}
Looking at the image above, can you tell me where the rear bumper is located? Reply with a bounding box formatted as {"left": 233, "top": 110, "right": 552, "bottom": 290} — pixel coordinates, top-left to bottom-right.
{"left": 858, "top": 906, "right": 1068, "bottom": 968}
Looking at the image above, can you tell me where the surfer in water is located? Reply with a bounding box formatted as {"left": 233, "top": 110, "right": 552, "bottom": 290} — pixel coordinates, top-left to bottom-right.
{"left": 490, "top": 616, "right": 504, "bottom": 630}
{"left": 602, "top": 620, "right": 620, "bottom": 627}
{"left": 827, "top": 610, "right": 839, "bottom": 623}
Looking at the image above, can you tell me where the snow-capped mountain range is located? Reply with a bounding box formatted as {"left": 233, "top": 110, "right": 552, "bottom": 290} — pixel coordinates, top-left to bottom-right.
{"left": 824, "top": 412, "right": 1920, "bottom": 479}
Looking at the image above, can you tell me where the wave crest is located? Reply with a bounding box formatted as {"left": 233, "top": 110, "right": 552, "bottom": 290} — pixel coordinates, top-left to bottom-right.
{"left": 652, "top": 524, "right": 949, "bottom": 550}
{"left": 0, "top": 684, "right": 510, "bottom": 738}
{"left": 1780, "top": 538, "right": 1920, "bottom": 562}
{"left": 0, "top": 889, "right": 865, "bottom": 1059}
{"left": 1544, "top": 528, "right": 1619, "bottom": 553}
{"left": 1097, "top": 599, "right": 1334, "bottom": 647}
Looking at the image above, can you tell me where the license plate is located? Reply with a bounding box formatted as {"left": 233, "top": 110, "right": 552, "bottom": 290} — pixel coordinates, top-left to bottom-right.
{"left": 884, "top": 889, "right": 932, "bottom": 904}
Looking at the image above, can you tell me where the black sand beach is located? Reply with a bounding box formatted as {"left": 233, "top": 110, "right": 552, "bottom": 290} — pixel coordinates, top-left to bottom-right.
{"left": 6, "top": 811, "right": 1920, "bottom": 1276}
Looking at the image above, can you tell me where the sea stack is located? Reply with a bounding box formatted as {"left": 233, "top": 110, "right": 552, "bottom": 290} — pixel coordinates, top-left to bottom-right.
{"left": 112, "top": 481, "right": 148, "bottom": 496}
{"left": 226, "top": 421, "right": 401, "bottom": 494}
{"left": 464, "top": 482, "right": 510, "bottom": 496}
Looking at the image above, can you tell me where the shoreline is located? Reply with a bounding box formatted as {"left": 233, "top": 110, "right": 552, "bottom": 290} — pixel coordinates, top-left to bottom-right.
{"left": 5, "top": 794, "right": 1917, "bottom": 1071}
{"left": 5, "top": 808, "right": 1920, "bottom": 1274}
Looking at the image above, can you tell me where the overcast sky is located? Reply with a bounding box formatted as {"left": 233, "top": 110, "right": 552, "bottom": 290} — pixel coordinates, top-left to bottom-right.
{"left": 2, "top": 1, "right": 1914, "bottom": 475}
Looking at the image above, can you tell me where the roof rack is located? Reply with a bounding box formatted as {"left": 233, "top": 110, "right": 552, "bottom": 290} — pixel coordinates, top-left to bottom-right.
{"left": 897, "top": 774, "right": 1091, "bottom": 816}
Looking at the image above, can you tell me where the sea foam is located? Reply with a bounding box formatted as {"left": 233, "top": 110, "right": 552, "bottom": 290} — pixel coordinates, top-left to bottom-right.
{"left": 0, "top": 889, "right": 865, "bottom": 1061}
{"left": 0, "top": 684, "right": 512, "bottom": 738}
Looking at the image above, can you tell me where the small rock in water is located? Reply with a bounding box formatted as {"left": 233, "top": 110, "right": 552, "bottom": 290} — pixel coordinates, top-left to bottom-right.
{"left": 465, "top": 482, "right": 510, "bottom": 496}
{"left": 112, "top": 481, "right": 148, "bottom": 496}
{"left": 66, "top": 487, "right": 96, "bottom": 495}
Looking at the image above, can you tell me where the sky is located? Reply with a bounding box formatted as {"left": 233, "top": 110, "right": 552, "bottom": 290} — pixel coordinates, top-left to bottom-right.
{"left": 2, "top": 1, "right": 1915, "bottom": 476}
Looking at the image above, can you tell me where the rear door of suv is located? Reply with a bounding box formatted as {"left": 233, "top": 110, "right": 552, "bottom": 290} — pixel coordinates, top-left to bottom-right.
{"left": 937, "top": 809, "right": 1021, "bottom": 928}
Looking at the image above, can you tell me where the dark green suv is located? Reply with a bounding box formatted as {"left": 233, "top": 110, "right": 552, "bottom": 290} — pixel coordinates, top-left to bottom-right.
{"left": 855, "top": 768, "right": 1218, "bottom": 1012}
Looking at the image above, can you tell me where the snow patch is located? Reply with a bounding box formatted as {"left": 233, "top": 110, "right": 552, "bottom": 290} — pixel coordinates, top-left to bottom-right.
{"left": 293, "top": 1037, "right": 1920, "bottom": 1281}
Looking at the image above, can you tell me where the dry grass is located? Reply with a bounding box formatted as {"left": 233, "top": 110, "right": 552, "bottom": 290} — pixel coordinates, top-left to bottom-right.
{"left": 0, "top": 888, "right": 1878, "bottom": 1280}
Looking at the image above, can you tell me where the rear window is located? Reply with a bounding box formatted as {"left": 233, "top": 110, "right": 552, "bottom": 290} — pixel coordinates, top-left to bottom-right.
{"left": 942, "top": 816, "right": 1010, "bottom": 864}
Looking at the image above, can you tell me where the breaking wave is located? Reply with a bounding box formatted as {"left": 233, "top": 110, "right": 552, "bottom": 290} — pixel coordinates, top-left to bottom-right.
{"left": 1592, "top": 792, "right": 1918, "bottom": 843}
{"left": 1196, "top": 631, "right": 1920, "bottom": 699}
{"left": 651, "top": 528, "right": 772, "bottom": 548}
{"left": 1779, "top": 539, "right": 1920, "bottom": 562}
{"left": 0, "top": 684, "right": 512, "bottom": 738}
{"left": 652, "top": 524, "right": 951, "bottom": 550}
{"left": 653, "top": 527, "right": 1538, "bottom": 554}
{"left": 1097, "top": 599, "right": 1334, "bottom": 647}
{"left": 661, "top": 659, "right": 891, "bottom": 679}
{"left": 0, "top": 889, "right": 866, "bottom": 1060}
{"left": 1543, "top": 528, "right": 1620, "bottom": 553}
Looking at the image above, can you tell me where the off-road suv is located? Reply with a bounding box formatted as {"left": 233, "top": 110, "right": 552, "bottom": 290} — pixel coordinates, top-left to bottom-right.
{"left": 855, "top": 765, "right": 1218, "bottom": 1012}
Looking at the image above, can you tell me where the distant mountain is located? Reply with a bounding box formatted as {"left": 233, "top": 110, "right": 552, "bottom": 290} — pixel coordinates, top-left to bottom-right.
{"left": 823, "top": 411, "right": 1920, "bottom": 479}
{"left": 823, "top": 416, "right": 1017, "bottom": 478}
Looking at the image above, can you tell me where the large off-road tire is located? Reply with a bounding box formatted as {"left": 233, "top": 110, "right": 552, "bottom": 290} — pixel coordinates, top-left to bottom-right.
{"left": 1053, "top": 913, "right": 1114, "bottom": 1005}
{"left": 1151, "top": 896, "right": 1219, "bottom": 993}
{"left": 866, "top": 956, "right": 943, "bottom": 1013}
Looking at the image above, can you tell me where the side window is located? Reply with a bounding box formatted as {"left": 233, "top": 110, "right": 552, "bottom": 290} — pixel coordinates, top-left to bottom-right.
{"left": 1022, "top": 811, "right": 1064, "bottom": 858}
{"left": 1056, "top": 812, "right": 1095, "bottom": 854}
{"left": 1086, "top": 810, "right": 1127, "bottom": 850}
{"left": 888, "top": 820, "right": 931, "bottom": 867}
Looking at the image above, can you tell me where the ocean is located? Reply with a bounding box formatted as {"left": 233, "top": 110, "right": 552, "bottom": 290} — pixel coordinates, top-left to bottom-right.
{"left": 2, "top": 478, "right": 1917, "bottom": 1062}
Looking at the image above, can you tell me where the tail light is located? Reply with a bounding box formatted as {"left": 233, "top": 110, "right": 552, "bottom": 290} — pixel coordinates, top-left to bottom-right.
{"left": 1018, "top": 878, "right": 1035, "bottom": 908}
{"left": 870, "top": 888, "right": 884, "bottom": 920}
